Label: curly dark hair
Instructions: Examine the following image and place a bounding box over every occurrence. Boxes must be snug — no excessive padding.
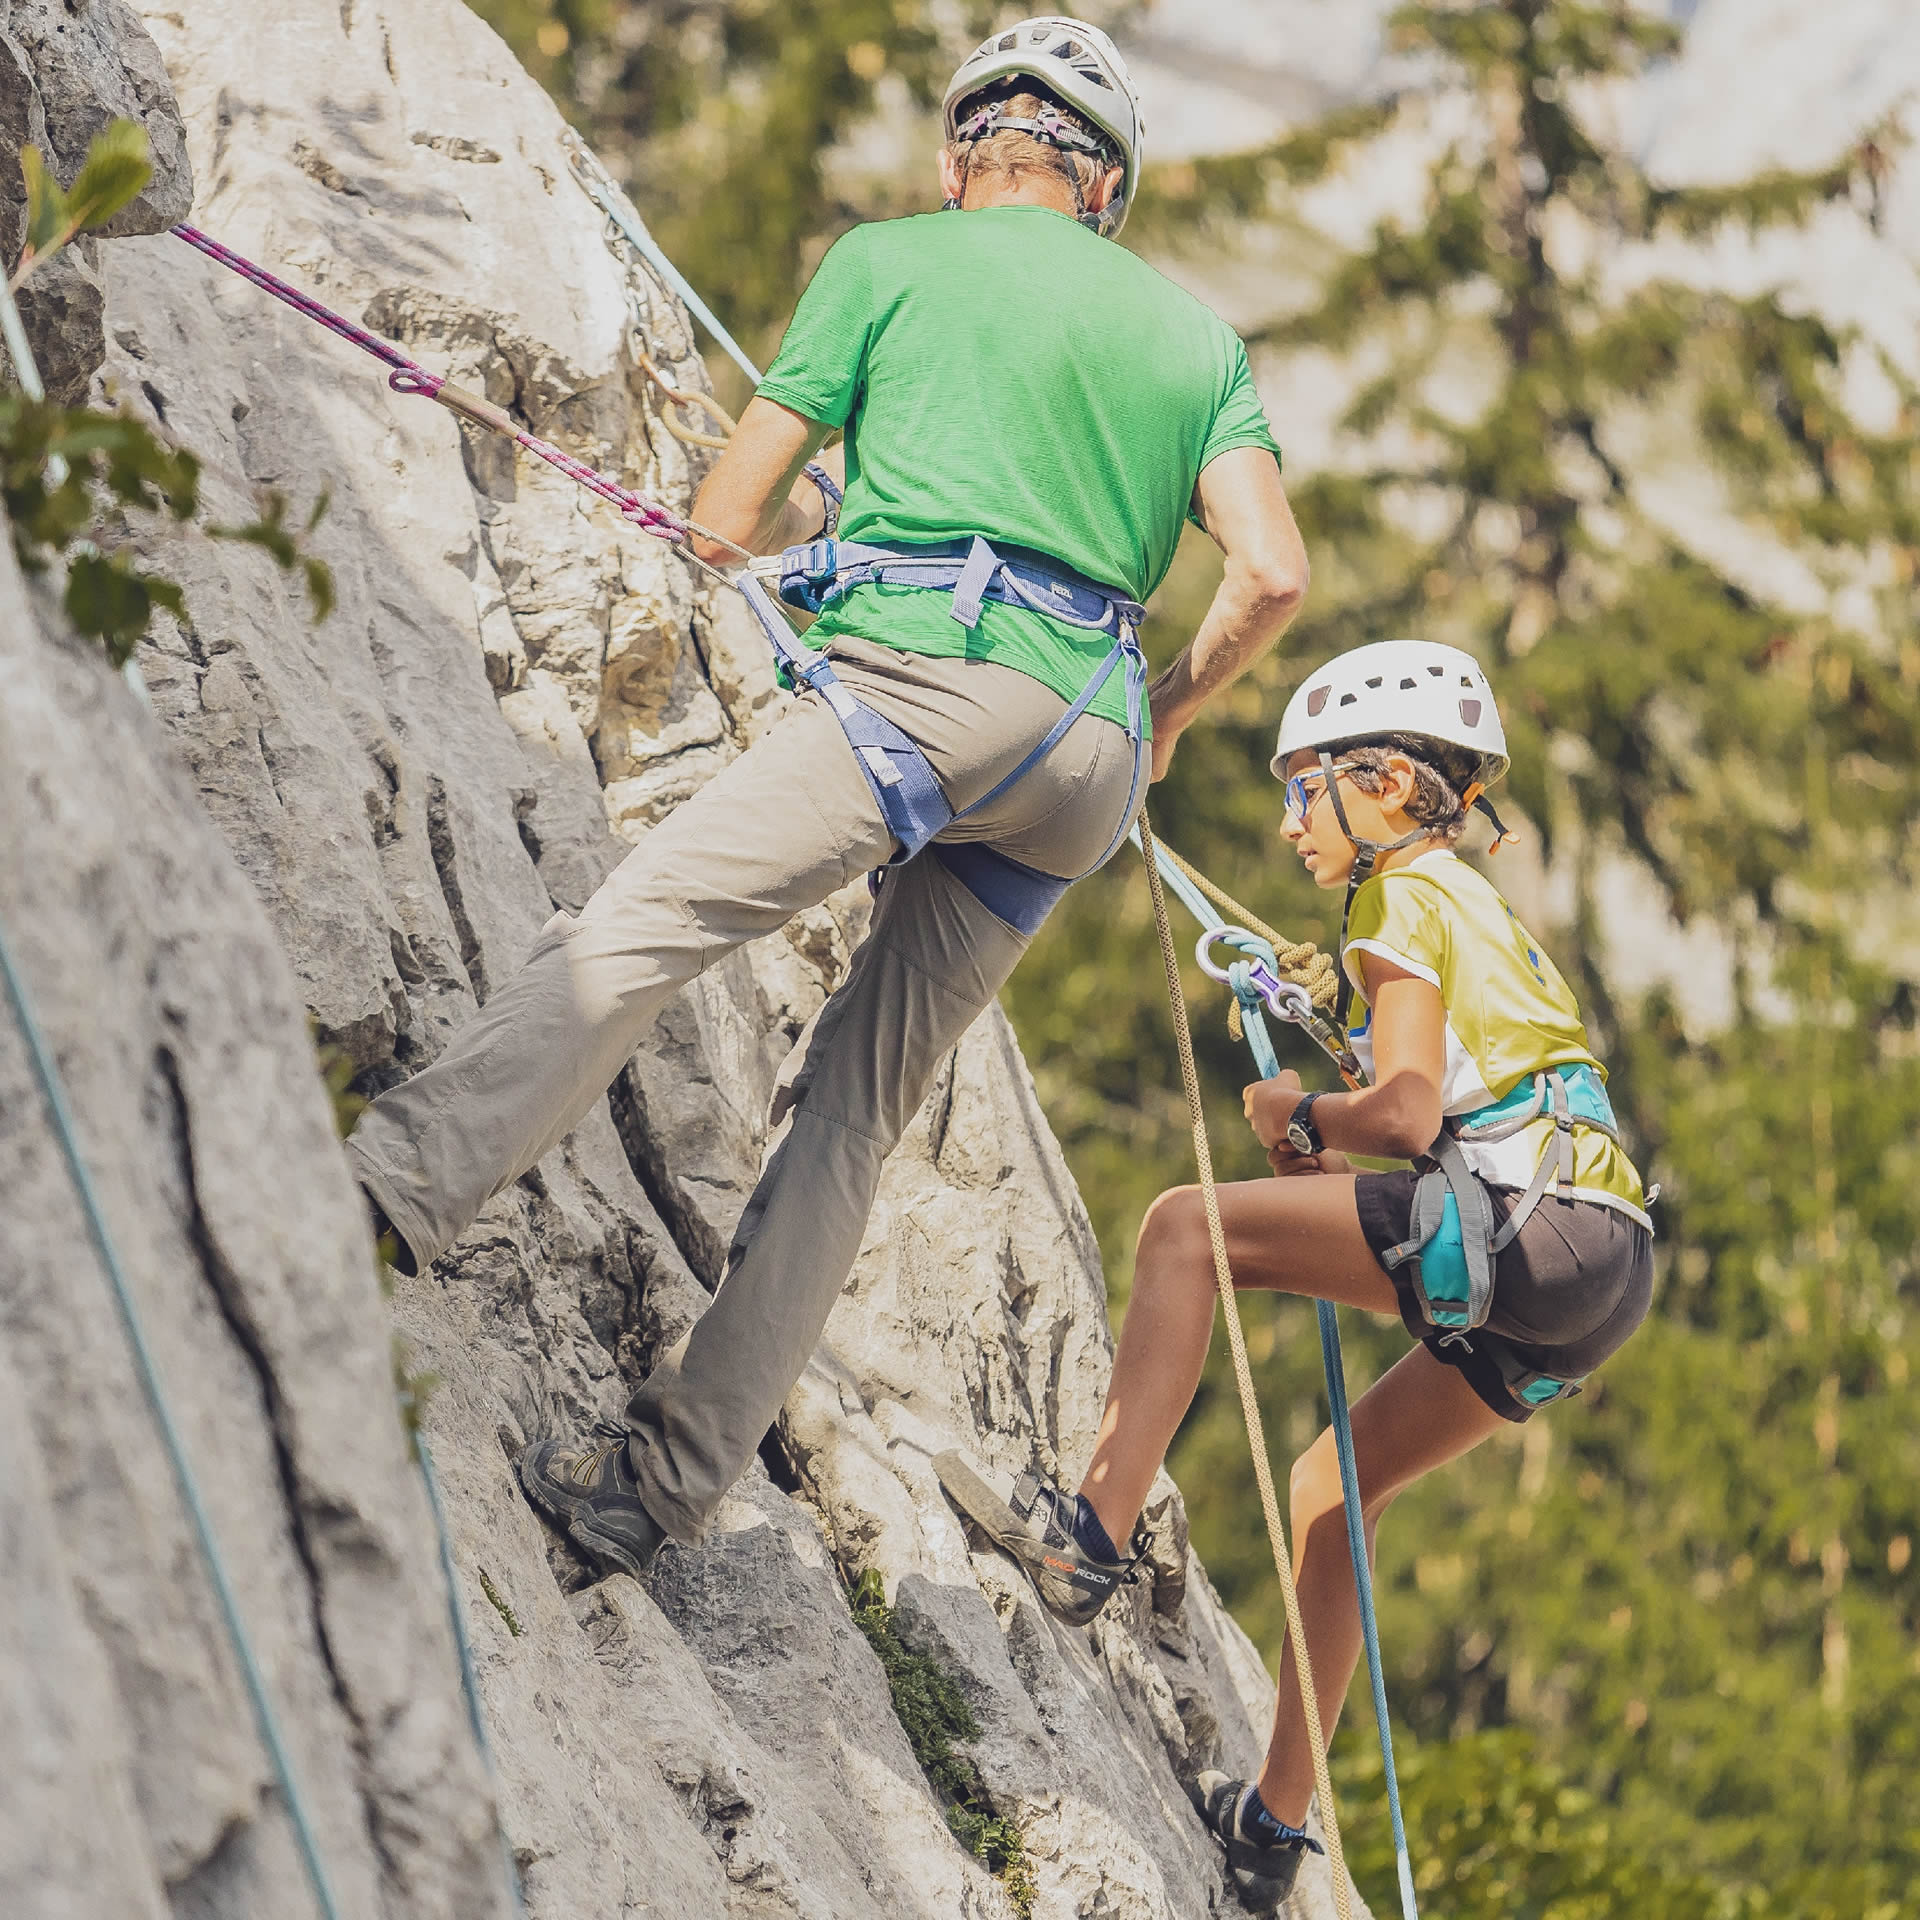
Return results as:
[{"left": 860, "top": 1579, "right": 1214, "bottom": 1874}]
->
[{"left": 1322, "top": 734, "right": 1481, "bottom": 844}]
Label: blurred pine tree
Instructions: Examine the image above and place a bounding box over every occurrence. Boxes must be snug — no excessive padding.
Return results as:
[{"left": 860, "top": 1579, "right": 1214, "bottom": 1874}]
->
[{"left": 1010, "top": 3, "right": 1920, "bottom": 1908}]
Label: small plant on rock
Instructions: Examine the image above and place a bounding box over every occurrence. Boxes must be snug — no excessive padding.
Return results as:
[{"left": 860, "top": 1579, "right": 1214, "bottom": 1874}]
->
[
  {"left": 1, "top": 119, "right": 333, "bottom": 663},
  {"left": 848, "top": 1568, "right": 1037, "bottom": 1919}
]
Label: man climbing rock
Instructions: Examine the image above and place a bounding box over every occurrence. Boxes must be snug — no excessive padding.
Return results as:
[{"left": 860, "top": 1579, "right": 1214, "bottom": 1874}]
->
[{"left": 346, "top": 15, "right": 1308, "bottom": 1576}]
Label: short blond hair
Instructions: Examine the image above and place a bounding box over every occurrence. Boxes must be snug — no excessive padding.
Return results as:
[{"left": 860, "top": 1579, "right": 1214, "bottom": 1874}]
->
[{"left": 949, "top": 82, "right": 1117, "bottom": 206}]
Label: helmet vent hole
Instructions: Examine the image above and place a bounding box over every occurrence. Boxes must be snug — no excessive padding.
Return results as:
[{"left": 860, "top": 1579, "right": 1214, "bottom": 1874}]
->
[
  {"left": 1365, "top": 675, "right": 1383, "bottom": 689},
  {"left": 1460, "top": 674, "right": 1473, "bottom": 687},
  {"left": 998, "top": 32, "right": 1018, "bottom": 50},
  {"left": 1060, "top": 37, "right": 1084, "bottom": 58},
  {"left": 1460, "top": 698, "right": 1482, "bottom": 726},
  {"left": 1338, "top": 692, "right": 1357, "bottom": 707},
  {"left": 1428, "top": 664, "right": 1444, "bottom": 676},
  {"left": 1399, "top": 676, "right": 1417, "bottom": 689},
  {"left": 1306, "top": 685, "right": 1330, "bottom": 716}
]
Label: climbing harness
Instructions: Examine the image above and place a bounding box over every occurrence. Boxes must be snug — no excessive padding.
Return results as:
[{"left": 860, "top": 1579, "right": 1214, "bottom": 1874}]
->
[
  {"left": 764, "top": 531, "right": 1149, "bottom": 917},
  {"left": 1139, "top": 823, "right": 1419, "bottom": 1920},
  {"left": 171, "top": 222, "right": 1140, "bottom": 934}
]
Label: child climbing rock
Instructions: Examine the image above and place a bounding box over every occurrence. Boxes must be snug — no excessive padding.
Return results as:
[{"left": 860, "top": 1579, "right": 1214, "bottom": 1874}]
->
[{"left": 939, "top": 640, "right": 1653, "bottom": 1911}]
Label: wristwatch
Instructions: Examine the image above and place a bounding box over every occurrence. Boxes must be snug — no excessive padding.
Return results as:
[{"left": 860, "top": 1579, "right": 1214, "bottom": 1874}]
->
[{"left": 1286, "top": 1091, "right": 1325, "bottom": 1156}]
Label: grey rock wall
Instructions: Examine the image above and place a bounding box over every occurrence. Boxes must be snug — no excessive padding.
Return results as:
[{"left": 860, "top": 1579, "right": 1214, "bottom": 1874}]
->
[
  {"left": 0, "top": 0, "right": 192, "bottom": 398},
  {"left": 1, "top": 2, "right": 1363, "bottom": 1917}
]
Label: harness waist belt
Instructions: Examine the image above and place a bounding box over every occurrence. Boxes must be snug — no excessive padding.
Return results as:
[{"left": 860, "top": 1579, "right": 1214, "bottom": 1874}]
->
[
  {"left": 735, "top": 536, "right": 1149, "bottom": 920},
  {"left": 778, "top": 533, "right": 1147, "bottom": 638}
]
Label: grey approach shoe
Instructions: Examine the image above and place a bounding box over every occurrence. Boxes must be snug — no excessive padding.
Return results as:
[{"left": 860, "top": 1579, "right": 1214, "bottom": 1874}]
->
[
  {"left": 518, "top": 1421, "right": 667, "bottom": 1579},
  {"left": 1189, "top": 1772, "right": 1323, "bottom": 1913},
  {"left": 933, "top": 1448, "right": 1137, "bottom": 1627}
]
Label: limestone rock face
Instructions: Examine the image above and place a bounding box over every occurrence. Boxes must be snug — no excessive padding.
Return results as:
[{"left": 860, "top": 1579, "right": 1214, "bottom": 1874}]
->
[
  {"left": 2, "top": 4, "right": 1361, "bottom": 1920},
  {"left": 0, "top": 0, "right": 193, "bottom": 398}
]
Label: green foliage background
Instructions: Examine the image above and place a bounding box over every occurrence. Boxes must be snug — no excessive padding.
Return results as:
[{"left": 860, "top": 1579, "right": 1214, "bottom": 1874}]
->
[{"left": 471, "top": 1, "right": 1920, "bottom": 1908}]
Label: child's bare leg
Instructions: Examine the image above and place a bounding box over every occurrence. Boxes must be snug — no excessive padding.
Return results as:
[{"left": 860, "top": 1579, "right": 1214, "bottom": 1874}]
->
[
  {"left": 1078, "top": 1173, "right": 1398, "bottom": 1549},
  {"left": 1258, "top": 1345, "right": 1507, "bottom": 1824}
]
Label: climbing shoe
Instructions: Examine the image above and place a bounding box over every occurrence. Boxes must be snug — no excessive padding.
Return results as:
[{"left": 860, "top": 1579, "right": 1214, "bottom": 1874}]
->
[
  {"left": 1189, "top": 1772, "right": 1323, "bottom": 1913},
  {"left": 518, "top": 1421, "right": 667, "bottom": 1579},
  {"left": 933, "top": 1448, "right": 1141, "bottom": 1627}
]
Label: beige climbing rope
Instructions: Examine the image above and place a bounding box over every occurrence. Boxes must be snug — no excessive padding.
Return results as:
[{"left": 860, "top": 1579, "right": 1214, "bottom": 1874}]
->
[
  {"left": 636, "top": 346, "right": 736, "bottom": 450},
  {"left": 1138, "top": 803, "right": 1355, "bottom": 1920},
  {"left": 1153, "top": 836, "right": 1339, "bottom": 1011}
]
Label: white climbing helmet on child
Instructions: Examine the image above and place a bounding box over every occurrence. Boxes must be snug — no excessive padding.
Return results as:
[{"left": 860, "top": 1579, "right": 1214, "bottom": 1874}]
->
[
  {"left": 1274, "top": 640, "right": 1516, "bottom": 1032},
  {"left": 1272, "top": 639, "right": 1510, "bottom": 786},
  {"left": 942, "top": 16, "right": 1145, "bottom": 237}
]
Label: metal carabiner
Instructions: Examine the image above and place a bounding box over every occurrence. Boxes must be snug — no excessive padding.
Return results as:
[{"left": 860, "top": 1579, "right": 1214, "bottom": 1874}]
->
[{"left": 1194, "top": 927, "right": 1315, "bottom": 1025}]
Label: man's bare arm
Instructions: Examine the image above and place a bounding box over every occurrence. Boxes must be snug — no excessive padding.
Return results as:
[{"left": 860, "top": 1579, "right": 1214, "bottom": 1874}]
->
[
  {"left": 688, "top": 397, "right": 833, "bottom": 565},
  {"left": 1148, "top": 447, "right": 1309, "bottom": 780}
]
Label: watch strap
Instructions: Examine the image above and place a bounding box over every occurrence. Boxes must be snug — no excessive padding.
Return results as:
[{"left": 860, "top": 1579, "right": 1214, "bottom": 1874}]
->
[{"left": 1289, "top": 1091, "right": 1325, "bottom": 1155}]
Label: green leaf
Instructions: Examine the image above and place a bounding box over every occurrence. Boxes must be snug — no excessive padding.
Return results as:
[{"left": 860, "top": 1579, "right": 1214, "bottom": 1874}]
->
[
  {"left": 62, "top": 119, "right": 152, "bottom": 236},
  {"left": 19, "top": 145, "right": 67, "bottom": 264},
  {"left": 63, "top": 548, "right": 173, "bottom": 665},
  {"left": 302, "top": 554, "right": 335, "bottom": 623}
]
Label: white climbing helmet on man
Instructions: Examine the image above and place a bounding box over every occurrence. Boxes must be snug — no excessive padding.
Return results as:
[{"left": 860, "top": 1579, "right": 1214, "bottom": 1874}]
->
[{"left": 942, "top": 15, "right": 1145, "bottom": 236}]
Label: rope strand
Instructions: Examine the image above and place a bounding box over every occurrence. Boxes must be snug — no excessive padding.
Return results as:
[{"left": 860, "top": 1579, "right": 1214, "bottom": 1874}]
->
[{"left": 1137, "top": 806, "right": 1354, "bottom": 1919}]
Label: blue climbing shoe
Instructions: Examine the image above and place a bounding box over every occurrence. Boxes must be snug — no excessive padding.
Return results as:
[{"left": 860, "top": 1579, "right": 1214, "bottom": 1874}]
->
[
  {"left": 1190, "top": 1771, "right": 1323, "bottom": 1913},
  {"left": 933, "top": 1448, "right": 1138, "bottom": 1627},
  {"left": 518, "top": 1421, "right": 666, "bottom": 1579}
]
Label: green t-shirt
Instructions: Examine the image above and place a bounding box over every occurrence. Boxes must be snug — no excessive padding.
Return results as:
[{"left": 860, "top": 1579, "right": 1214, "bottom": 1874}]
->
[
  {"left": 1343, "top": 851, "right": 1649, "bottom": 1222},
  {"left": 755, "top": 206, "right": 1281, "bottom": 730}
]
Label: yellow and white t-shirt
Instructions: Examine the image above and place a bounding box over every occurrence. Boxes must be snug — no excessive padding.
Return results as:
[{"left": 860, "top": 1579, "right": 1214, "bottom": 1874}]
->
[{"left": 1342, "top": 850, "right": 1649, "bottom": 1223}]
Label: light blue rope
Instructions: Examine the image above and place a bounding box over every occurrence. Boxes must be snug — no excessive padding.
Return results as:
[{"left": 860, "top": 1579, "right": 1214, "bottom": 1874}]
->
[
  {"left": 576, "top": 170, "right": 764, "bottom": 387},
  {"left": 1126, "top": 822, "right": 1227, "bottom": 933},
  {"left": 1228, "top": 978, "right": 1419, "bottom": 1920},
  {"left": 1134, "top": 830, "right": 1420, "bottom": 1916},
  {"left": 0, "top": 914, "right": 345, "bottom": 1920},
  {"left": 415, "top": 1438, "right": 528, "bottom": 1917}
]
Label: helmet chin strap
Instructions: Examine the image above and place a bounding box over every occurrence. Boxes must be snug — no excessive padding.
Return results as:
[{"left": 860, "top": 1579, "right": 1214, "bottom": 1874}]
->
[{"left": 1319, "top": 749, "right": 1435, "bottom": 1032}]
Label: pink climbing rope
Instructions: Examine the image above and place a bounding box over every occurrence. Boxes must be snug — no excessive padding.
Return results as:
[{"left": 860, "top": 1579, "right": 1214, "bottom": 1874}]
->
[{"left": 171, "top": 224, "right": 690, "bottom": 544}]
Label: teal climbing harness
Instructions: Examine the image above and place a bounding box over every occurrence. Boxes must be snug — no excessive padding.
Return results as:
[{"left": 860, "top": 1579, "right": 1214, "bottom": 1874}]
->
[
  {"left": 1377, "top": 1061, "right": 1623, "bottom": 1386},
  {"left": 1139, "top": 831, "right": 1422, "bottom": 1920}
]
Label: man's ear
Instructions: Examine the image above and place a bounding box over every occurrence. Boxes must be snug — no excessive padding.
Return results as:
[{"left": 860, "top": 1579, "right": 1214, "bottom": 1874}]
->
[
  {"left": 1087, "top": 163, "right": 1125, "bottom": 212},
  {"left": 938, "top": 146, "right": 965, "bottom": 204}
]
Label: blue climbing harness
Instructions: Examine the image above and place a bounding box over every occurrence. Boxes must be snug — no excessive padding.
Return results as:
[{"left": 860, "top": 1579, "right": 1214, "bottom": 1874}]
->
[
  {"left": 1378, "top": 1061, "right": 1626, "bottom": 1407},
  {"left": 735, "top": 524, "right": 1150, "bottom": 937}
]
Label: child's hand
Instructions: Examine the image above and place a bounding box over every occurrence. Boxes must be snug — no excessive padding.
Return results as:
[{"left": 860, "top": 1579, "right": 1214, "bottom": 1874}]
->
[
  {"left": 1267, "top": 1144, "right": 1352, "bottom": 1178},
  {"left": 1243, "top": 1071, "right": 1303, "bottom": 1149}
]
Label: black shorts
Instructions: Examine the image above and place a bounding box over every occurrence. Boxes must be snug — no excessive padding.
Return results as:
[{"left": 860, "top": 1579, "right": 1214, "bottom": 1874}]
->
[{"left": 1354, "top": 1171, "right": 1653, "bottom": 1422}]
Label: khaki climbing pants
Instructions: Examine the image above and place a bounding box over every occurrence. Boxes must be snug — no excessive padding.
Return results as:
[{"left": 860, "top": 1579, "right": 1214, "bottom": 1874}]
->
[{"left": 347, "top": 633, "right": 1142, "bottom": 1543}]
